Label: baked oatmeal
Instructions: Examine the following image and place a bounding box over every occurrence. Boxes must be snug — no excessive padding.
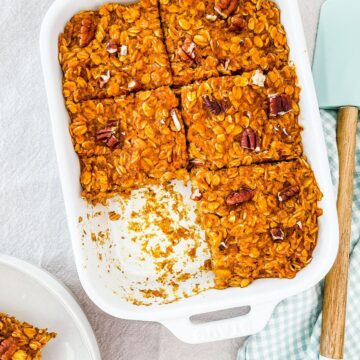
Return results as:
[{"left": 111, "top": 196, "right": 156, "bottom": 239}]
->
[
  {"left": 69, "top": 87, "right": 188, "bottom": 203},
  {"left": 0, "top": 313, "right": 56, "bottom": 360},
  {"left": 190, "top": 158, "right": 322, "bottom": 289},
  {"left": 159, "top": 0, "right": 289, "bottom": 85},
  {"left": 181, "top": 66, "right": 302, "bottom": 169},
  {"left": 59, "top": 0, "right": 173, "bottom": 103}
]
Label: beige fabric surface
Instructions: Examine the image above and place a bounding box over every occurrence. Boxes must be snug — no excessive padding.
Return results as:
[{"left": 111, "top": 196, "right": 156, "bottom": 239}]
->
[{"left": 0, "top": 0, "right": 324, "bottom": 359}]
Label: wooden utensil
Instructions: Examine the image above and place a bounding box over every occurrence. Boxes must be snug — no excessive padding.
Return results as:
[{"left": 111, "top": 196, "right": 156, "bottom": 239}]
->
[{"left": 313, "top": 0, "right": 360, "bottom": 358}]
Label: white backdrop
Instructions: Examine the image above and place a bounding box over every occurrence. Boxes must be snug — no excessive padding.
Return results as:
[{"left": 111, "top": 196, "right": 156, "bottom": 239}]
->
[{"left": 0, "top": 1, "right": 325, "bottom": 359}]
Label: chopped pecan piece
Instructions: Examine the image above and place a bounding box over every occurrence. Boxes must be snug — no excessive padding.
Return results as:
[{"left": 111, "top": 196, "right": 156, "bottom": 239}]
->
[
  {"left": 268, "top": 93, "right": 292, "bottom": 117},
  {"left": 99, "top": 70, "right": 111, "bottom": 88},
  {"left": 226, "top": 188, "right": 255, "bottom": 206},
  {"left": 191, "top": 188, "right": 203, "bottom": 201},
  {"left": 235, "top": 127, "right": 261, "bottom": 152},
  {"left": 202, "top": 95, "right": 223, "bottom": 115},
  {"left": 178, "top": 36, "right": 198, "bottom": 62},
  {"left": 170, "top": 109, "right": 182, "bottom": 131},
  {"left": 270, "top": 227, "right": 285, "bottom": 241},
  {"left": 79, "top": 14, "right": 95, "bottom": 47},
  {"left": 128, "top": 79, "right": 142, "bottom": 92},
  {"left": 96, "top": 120, "right": 121, "bottom": 148},
  {"left": 106, "top": 39, "right": 118, "bottom": 54},
  {"left": 214, "top": 0, "right": 239, "bottom": 19},
  {"left": 277, "top": 185, "right": 300, "bottom": 202},
  {"left": 0, "top": 337, "right": 18, "bottom": 360},
  {"left": 229, "top": 15, "right": 247, "bottom": 32}
]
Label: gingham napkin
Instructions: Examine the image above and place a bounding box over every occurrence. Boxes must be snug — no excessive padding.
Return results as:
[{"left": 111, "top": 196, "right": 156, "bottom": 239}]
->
[{"left": 237, "top": 110, "right": 360, "bottom": 360}]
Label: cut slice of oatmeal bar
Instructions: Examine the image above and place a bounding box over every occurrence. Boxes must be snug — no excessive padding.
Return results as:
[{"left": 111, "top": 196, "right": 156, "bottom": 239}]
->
[
  {"left": 68, "top": 87, "right": 188, "bottom": 203},
  {"left": 181, "top": 66, "right": 303, "bottom": 169},
  {"left": 159, "top": 0, "right": 289, "bottom": 85},
  {"left": 59, "top": 0, "right": 173, "bottom": 103},
  {"left": 190, "top": 158, "right": 322, "bottom": 289},
  {"left": 0, "top": 313, "right": 56, "bottom": 360}
]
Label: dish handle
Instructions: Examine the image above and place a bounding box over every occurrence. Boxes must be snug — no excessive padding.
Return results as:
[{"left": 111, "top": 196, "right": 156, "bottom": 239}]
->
[{"left": 160, "top": 301, "right": 279, "bottom": 344}]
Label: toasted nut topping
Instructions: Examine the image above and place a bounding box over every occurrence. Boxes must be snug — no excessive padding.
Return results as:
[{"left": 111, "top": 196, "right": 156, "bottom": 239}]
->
[
  {"left": 99, "top": 70, "right": 110, "bottom": 88},
  {"left": 202, "top": 95, "right": 223, "bottom": 115},
  {"left": 219, "top": 58, "right": 231, "bottom": 70},
  {"left": 214, "top": 0, "right": 239, "bottom": 19},
  {"left": 251, "top": 70, "right": 266, "bottom": 87},
  {"left": 229, "top": 15, "right": 247, "bottom": 32},
  {"left": 120, "top": 45, "right": 128, "bottom": 56},
  {"left": 206, "top": 14, "right": 218, "bottom": 22},
  {"left": 170, "top": 109, "right": 182, "bottom": 131},
  {"left": 79, "top": 14, "right": 95, "bottom": 47},
  {"left": 128, "top": 79, "right": 142, "bottom": 92},
  {"left": 0, "top": 337, "right": 18, "bottom": 360},
  {"left": 277, "top": 185, "right": 300, "bottom": 202},
  {"left": 96, "top": 120, "right": 121, "bottom": 148},
  {"left": 226, "top": 188, "right": 255, "bottom": 206},
  {"left": 235, "top": 127, "right": 261, "bottom": 152},
  {"left": 268, "top": 93, "right": 292, "bottom": 117},
  {"left": 178, "top": 36, "right": 198, "bottom": 62},
  {"left": 106, "top": 39, "right": 118, "bottom": 54},
  {"left": 270, "top": 227, "right": 285, "bottom": 241},
  {"left": 191, "top": 188, "right": 203, "bottom": 201}
]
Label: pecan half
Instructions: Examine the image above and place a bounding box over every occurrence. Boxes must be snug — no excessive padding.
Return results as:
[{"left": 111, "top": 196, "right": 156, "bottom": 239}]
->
[
  {"left": 235, "top": 127, "right": 261, "bottom": 152},
  {"left": 202, "top": 95, "right": 223, "bottom": 115},
  {"left": 268, "top": 93, "right": 292, "bottom": 117},
  {"left": 214, "top": 0, "right": 239, "bottom": 19},
  {"left": 270, "top": 227, "right": 285, "bottom": 241},
  {"left": 178, "top": 36, "right": 198, "bottom": 62},
  {"left": 277, "top": 185, "right": 300, "bottom": 202},
  {"left": 0, "top": 337, "right": 18, "bottom": 360},
  {"left": 79, "top": 14, "right": 95, "bottom": 47},
  {"left": 229, "top": 15, "right": 247, "bottom": 32},
  {"left": 226, "top": 188, "right": 255, "bottom": 206},
  {"left": 96, "top": 120, "right": 121, "bottom": 148}
]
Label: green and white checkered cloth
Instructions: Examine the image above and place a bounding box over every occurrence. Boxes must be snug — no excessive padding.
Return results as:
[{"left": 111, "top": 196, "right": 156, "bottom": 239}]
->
[{"left": 237, "top": 110, "right": 360, "bottom": 360}]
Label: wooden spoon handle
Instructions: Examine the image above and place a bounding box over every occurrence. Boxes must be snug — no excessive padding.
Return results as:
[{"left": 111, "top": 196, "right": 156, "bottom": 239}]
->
[{"left": 320, "top": 106, "right": 358, "bottom": 359}]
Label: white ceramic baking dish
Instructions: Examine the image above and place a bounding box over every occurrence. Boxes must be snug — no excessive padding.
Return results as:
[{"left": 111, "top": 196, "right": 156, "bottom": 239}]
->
[{"left": 40, "top": 0, "right": 339, "bottom": 344}]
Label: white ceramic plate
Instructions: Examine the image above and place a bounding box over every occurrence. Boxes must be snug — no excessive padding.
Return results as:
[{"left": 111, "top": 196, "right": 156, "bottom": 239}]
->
[{"left": 0, "top": 255, "right": 101, "bottom": 360}]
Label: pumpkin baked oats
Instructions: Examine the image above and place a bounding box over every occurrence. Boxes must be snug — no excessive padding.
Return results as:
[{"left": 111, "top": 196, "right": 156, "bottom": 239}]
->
[
  {"left": 59, "top": 0, "right": 172, "bottom": 103},
  {"left": 190, "top": 158, "right": 322, "bottom": 289},
  {"left": 71, "top": 87, "right": 188, "bottom": 203},
  {"left": 181, "top": 66, "right": 302, "bottom": 169},
  {"left": 159, "top": 0, "right": 289, "bottom": 85},
  {"left": 0, "top": 313, "right": 56, "bottom": 360}
]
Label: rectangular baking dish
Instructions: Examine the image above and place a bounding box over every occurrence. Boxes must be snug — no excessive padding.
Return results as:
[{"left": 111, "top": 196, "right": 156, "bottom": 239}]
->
[{"left": 40, "top": 0, "right": 339, "bottom": 344}]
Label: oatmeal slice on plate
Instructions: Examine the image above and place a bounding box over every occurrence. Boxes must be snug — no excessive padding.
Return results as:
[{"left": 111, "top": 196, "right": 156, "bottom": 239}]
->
[
  {"left": 159, "top": 0, "right": 289, "bottom": 86},
  {"left": 69, "top": 87, "right": 188, "bottom": 204},
  {"left": 190, "top": 159, "right": 323, "bottom": 289},
  {"left": 59, "top": 0, "right": 172, "bottom": 103},
  {"left": 181, "top": 65, "right": 303, "bottom": 169},
  {"left": 0, "top": 313, "right": 56, "bottom": 360}
]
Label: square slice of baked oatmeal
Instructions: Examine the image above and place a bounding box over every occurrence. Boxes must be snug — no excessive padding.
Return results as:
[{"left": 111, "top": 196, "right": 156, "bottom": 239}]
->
[
  {"left": 190, "top": 158, "right": 322, "bottom": 289},
  {"left": 59, "top": 0, "right": 173, "bottom": 103}
]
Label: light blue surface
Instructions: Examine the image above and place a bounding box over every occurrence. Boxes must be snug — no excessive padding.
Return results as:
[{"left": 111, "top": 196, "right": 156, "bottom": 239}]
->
[
  {"left": 313, "top": 0, "right": 360, "bottom": 109},
  {"left": 237, "top": 110, "right": 360, "bottom": 360}
]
